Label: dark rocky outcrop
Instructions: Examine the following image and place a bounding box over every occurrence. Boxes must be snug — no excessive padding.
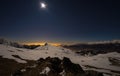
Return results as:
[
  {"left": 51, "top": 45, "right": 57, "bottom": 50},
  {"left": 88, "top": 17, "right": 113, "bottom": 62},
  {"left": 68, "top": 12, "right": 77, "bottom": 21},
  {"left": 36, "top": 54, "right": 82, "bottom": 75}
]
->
[
  {"left": 62, "top": 57, "right": 84, "bottom": 74},
  {"left": 85, "top": 70, "right": 103, "bottom": 76},
  {"left": 12, "top": 57, "right": 103, "bottom": 76},
  {"left": 108, "top": 57, "right": 120, "bottom": 66}
]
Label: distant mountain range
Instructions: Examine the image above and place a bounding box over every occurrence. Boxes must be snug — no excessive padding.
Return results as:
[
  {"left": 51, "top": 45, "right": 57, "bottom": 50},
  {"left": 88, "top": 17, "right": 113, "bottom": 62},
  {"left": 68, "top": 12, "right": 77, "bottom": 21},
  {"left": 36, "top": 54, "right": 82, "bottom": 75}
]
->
[
  {"left": 62, "top": 40, "right": 120, "bottom": 55},
  {"left": 1, "top": 38, "right": 120, "bottom": 55}
]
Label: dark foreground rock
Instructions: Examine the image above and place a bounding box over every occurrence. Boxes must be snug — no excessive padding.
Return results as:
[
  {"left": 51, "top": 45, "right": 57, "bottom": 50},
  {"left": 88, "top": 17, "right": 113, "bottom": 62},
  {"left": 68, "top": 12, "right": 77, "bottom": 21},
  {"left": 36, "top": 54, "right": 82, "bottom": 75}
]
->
[
  {"left": 12, "top": 57, "right": 103, "bottom": 76},
  {"left": 108, "top": 57, "right": 120, "bottom": 66}
]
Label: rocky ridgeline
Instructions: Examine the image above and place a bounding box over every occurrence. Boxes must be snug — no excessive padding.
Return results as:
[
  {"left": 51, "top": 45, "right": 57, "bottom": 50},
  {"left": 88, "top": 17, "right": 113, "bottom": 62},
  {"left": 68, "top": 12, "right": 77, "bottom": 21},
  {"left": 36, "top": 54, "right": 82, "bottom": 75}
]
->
[{"left": 12, "top": 57, "right": 103, "bottom": 76}]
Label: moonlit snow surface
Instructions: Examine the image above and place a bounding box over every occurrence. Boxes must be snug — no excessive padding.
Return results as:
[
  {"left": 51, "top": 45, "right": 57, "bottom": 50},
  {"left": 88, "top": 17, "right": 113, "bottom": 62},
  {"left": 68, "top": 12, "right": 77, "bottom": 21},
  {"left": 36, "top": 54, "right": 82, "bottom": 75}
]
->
[{"left": 0, "top": 44, "right": 120, "bottom": 75}]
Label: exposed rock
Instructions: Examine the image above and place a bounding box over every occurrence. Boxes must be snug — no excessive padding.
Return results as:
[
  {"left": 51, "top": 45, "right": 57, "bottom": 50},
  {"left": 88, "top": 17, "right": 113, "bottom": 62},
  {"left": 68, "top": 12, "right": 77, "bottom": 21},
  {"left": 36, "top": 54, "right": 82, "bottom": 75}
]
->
[
  {"left": 12, "top": 57, "right": 103, "bottom": 76},
  {"left": 62, "top": 57, "right": 84, "bottom": 75},
  {"left": 85, "top": 70, "right": 103, "bottom": 76},
  {"left": 108, "top": 57, "right": 120, "bottom": 66},
  {"left": 44, "top": 43, "right": 48, "bottom": 46}
]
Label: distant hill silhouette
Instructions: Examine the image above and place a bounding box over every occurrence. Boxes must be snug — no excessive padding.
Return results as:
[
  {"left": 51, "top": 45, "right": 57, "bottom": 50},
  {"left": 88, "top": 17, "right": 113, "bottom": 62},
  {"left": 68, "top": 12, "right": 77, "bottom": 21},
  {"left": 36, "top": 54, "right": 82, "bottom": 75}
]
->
[{"left": 63, "top": 42, "right": 120, "bottom": 55}]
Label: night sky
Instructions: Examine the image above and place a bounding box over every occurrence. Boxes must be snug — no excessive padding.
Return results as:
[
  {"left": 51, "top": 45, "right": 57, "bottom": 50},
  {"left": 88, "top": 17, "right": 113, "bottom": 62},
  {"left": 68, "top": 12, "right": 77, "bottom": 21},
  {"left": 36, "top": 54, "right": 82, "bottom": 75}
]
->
[{"left": 0, "top": 0, "right": 119, "bottom": 43}]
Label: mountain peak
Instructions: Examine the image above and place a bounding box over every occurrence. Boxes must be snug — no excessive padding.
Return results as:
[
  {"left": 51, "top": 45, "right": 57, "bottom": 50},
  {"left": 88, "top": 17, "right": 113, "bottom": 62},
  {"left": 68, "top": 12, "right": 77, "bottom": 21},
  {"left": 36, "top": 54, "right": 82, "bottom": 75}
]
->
[
  {"left": 44, "top": 43, "right": 48, "bottom": 46},
  {"left": 35, "top": 42, "right": 58, "bottom": 50}
]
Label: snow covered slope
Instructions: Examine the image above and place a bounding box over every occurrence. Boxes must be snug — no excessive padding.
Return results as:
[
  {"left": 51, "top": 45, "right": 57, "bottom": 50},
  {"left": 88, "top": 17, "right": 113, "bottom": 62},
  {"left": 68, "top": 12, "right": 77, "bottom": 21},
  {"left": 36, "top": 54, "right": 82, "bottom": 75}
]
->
[
  {"left": 71, "top": 52, "right": 120, "bottom": 75},
  {"left": 0, "top": 44, "right": 120, "bottom": 75},
  {"left": 0, "top": 44, "right": 75, "bottom": 63}
]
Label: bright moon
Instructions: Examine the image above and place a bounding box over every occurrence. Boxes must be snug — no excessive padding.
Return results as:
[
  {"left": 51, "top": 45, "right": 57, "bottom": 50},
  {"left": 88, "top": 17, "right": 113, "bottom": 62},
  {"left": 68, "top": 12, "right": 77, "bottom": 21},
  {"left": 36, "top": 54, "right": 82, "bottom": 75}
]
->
[{"left": 40, "top": 2, "right": 46, "bottom": 9}]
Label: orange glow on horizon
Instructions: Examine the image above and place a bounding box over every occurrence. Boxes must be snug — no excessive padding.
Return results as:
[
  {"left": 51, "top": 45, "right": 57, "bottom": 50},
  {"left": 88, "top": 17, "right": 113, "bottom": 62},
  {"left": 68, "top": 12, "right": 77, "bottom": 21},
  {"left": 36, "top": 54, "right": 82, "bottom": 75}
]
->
[{"left": 24, "top": 42, "right": 61, "bottom": 46}]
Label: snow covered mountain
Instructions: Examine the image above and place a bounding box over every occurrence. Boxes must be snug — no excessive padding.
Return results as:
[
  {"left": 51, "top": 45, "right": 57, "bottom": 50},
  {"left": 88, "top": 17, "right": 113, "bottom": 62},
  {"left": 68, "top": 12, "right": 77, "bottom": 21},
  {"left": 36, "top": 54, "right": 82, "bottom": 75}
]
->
[
  {"left": 0, "top": 43, "right": 74, "bottom": 63},
  {"left": 0, "top": 43, "right": 120, "bottom": 76}
]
